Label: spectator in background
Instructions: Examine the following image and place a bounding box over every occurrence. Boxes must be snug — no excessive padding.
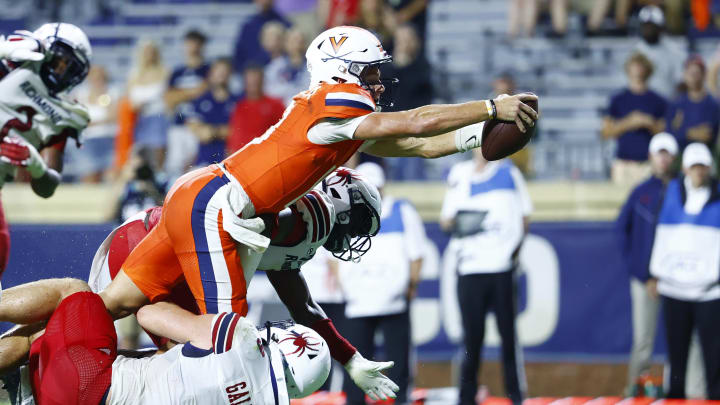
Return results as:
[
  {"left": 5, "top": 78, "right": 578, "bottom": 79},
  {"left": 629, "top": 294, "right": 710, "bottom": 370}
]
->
[
  {"left": 441, "top": 150, "right": 531, "bottom": 405},
  {"left": 273, "top": 0, "right": 319, "bottom": 39},
  {"left": 113, "top": 147, "right": 168, "bottom": 223},
  {"left": 65, "top": 65, "right": 118, "bottom": 183},
  {"left": 666, "top": 56, "right": 720, "bottom": 151},
  {"left": 265, "top": 28, "right": 311, "bottom": 105},
  {"left": 127, "top": 40, "right": 169, "bottom": 171},
  {"left": 650, "top": 143, "right": 720, "bottom": 400},
  {"left": 186, "top": 58, "right": 238, "bottom": 167},
  {"left": 386, "top": 0, "right": 428, "bottom": 40},
  {"left": 357, "top": 0, "right": 396, "bottom": 46},
  {"left": 635, "top": 5, "right": 686, "bottom": 99},
  {"left": 616, "top": 133, "right": 678, "bottom": 396},
  {"left": 509, "top": 0, "right": 615, "bottom": 38},
  {"left": 384, "top": 24, "right": 432, "bottom": 180},
  {"left": 602, "top": 52, "right": 666, "bottom": 185},
  {"left": 227, "top": 66, "right": 286, "bottom": 153},
  {"left": 232, "top": 0, "right": 290, "bottom": 72},
  {"left": 707, "top": 44, "right": 720, "bottom": 98},
  {"left": 164, "top": 29, "right": 210, "bottom": 179},
  {"left": 339, "top": 162, "right": 424, "bottom": 405},
  {"left": 318, "top": 0, "right": 361, "bottom": 29},
  {"left": 260, "top": 21, "right": 287, "bottom": 66},
  {"left": 300, "top": 248, "right": 345, "bottom": 392}
]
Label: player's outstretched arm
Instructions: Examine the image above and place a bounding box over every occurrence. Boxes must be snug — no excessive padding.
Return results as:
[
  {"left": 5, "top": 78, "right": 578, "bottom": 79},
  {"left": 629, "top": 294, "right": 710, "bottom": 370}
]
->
[
  {"left": 354, "top": 93, "right": 538, "bottom": 141},
  {"left": 135, "top": 301, "right": 215, "bottom": 349},
  {"left": 363, "top": 131, "right": 461, "bottom": 159},
  {"left": 0, "top": 278, "right": 90, "bottom": 325}
]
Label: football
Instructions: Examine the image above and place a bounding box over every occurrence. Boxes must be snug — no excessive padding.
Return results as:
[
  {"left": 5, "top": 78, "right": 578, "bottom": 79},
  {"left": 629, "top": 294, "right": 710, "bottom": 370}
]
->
[{"left": 481, "top": 96, "right": 539, "bottom": 161}]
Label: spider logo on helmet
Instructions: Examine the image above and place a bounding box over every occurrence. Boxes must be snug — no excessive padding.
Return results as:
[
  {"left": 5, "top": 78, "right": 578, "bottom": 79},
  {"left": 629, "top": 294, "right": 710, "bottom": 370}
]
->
[{"left": 318, "top": 167, "right": 382, "bottom": 262}]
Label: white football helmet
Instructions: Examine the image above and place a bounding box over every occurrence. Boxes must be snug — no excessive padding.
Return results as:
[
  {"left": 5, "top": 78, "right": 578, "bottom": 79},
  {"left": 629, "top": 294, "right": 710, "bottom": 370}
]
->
[
  {"left": 262, "top": 321, "right": 331, "bottom": 398},
  {"left": 306, "top": 26, "right": 393, "bottom": 99},
  {"left": 318, "top": 167, "right": 382, "bottom": 261},
  {"left": 32, "top": 23, "right": 91, "bottom": 94}
]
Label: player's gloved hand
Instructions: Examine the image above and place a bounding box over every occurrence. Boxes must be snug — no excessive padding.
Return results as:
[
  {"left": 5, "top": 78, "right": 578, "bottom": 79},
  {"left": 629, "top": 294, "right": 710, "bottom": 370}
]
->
[
  {"left": 344, "top": 352, "right": 400, "bottom": 401},
  {"left": 0, "top": 34, "right": 44, "bottom": 63},
  {"left": 0, "top": 136, "right": 47, "bottom": 178},
  {"left": 493, "top": 93, "right": 538, "bottom": 133}
]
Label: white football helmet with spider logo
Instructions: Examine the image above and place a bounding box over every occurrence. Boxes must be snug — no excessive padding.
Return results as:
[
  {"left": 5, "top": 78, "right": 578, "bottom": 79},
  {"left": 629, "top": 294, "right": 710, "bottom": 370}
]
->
[
  {"left": 261, "top": 321, "right": 331, "bottom": 398},
  {"left": 317, "top": 167, "right": 382, "bottom": 262}
]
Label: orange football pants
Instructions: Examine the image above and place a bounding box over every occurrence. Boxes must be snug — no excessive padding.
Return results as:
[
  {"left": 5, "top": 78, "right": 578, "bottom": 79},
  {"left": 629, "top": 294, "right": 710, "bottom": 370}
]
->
[{"left": 122, "top": 165, "right": 249, "bottom": 315}]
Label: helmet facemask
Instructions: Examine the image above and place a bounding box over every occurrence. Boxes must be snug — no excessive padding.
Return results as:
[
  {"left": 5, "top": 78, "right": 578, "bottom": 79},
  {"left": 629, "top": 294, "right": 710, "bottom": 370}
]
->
[
  {"left": 348, "top": 61, "right": 398, "bottom": 109},
  {"left": 322, "top": 185, "right": 380, "bottom": 262},
  {"left": 40, "top": 40, "right": 89, "bottom": 95}
]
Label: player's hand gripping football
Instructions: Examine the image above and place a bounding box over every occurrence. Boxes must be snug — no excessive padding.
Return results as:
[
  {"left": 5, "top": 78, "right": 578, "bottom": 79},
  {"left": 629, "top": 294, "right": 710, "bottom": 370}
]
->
[
  {"left": 493, "top": 93, "right": 539, "bottom": 133},
  {"left": 0, "top": 32, "right": 45, "bottom": 63},
  {"left": 344, "top": 352, "right": 400, "bottom": 400},
  {"left": 0, "top": 136, "right": 48, "bottom": 178}
]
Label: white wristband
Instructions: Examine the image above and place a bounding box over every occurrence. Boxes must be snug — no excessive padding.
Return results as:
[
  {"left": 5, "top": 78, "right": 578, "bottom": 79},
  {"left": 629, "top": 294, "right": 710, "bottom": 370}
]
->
[{"left": 454, "top": 122, "right": 484, "bottom": 153}]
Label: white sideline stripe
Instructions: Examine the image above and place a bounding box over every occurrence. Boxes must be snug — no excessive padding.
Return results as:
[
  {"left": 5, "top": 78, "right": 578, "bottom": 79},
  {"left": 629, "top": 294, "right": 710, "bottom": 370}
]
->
[{"left": 325, "top": 92, "right": 375, "bottom": 108}]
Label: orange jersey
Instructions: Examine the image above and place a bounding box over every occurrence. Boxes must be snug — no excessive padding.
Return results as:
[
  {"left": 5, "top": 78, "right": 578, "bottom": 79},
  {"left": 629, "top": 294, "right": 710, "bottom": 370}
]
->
[{"left": 223, "top": 82, "right": 375, "bottom": 214}]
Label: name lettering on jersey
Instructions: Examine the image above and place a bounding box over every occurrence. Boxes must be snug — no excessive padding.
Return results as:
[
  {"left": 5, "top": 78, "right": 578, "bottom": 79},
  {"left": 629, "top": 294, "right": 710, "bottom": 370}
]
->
[
  {"left": 280, "top": 253, "right": 314, "bottom": 270},
  {"left": 225, "top": 381, "right": 251, "bottom": 404},
  {"left": 19, "top": 81, "right": 62, "bottom": 124},
  {"left": 329, "top": 35, "right": 348, "bottom": 54}
]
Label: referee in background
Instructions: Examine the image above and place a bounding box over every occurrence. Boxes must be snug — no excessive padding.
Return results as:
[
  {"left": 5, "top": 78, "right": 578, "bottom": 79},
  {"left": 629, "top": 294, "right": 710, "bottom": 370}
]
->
[
  {"left": 650, "top": 143, "right": 720, "bottom": 399},
  {"left": 616, "top": 133, "right": 677, "bottom": 395},
  {"left": 338, "top": 162, "right": 426, "bottom": 405},
  {"left": 441, "top": 150, "right": 531, "bottom": 405}
]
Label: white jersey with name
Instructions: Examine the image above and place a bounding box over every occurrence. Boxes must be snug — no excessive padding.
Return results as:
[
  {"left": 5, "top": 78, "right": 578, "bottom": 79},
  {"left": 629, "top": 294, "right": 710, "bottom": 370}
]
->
[
  {"left": 0, "top": 64, "right": 89, "bottom": 187},
  {"left": 109, "top": 313, "right": 290, "bottom": 405}
]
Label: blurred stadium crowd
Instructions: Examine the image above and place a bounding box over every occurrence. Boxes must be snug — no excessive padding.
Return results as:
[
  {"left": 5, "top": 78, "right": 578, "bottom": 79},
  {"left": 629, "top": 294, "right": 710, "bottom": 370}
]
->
[
  {"left": 2, "top": 0, "right": 718, "bottom": 189},
  {"left": 8, "top": 0, "right": 720, "bottom": 403},
  {"left": 3, "top": 1, "right": 720, "bottom": 197}
]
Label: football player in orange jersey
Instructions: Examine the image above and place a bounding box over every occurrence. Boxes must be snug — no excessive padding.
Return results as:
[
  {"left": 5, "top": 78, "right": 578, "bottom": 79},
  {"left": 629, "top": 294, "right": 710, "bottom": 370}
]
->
[{"left": 91, "top": 25, "right": 538, "bottom": 399}]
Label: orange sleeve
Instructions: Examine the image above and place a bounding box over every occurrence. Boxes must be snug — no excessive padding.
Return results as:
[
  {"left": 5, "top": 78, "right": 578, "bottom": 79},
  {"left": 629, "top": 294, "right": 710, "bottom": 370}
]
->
[{"left": 313, "top": 83, "right": 377, "bottom": 120}]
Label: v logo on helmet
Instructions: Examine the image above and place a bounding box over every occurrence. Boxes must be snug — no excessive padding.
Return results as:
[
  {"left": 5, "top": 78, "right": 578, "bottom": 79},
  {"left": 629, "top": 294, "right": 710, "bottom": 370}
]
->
[{"left": 329, "top": 35, "right": 348, "bottom": 54}]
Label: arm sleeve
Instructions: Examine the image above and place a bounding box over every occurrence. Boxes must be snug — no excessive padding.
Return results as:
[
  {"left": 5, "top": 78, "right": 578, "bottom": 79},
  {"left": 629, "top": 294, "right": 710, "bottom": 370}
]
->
[
  {"left": 401, "top": 202, "right": 427, "bottom": 261},
  {"left": 307, "top": 116, "right": 371, "bottom": 145},
  {"left": 510, "top": 166, "right": 533, "bottom": 215}
]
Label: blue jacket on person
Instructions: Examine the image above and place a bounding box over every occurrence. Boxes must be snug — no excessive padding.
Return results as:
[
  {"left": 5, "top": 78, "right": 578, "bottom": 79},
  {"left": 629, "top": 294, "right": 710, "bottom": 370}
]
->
[{"left": 616, "top": 175, "right": 668, "bottom": 282}]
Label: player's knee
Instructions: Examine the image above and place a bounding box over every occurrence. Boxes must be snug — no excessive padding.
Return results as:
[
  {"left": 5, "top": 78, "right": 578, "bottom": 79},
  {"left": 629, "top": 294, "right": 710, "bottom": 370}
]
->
[
  {"left": 58, "top": 278, "right": 91, "bottom": 299},
  {"left": 98, "top": 276, "right": 147, "bottom": 319}
]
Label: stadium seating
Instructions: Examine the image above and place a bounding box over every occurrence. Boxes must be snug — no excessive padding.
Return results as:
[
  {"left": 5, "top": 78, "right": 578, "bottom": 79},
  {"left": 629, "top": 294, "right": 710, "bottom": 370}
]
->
[{"left": 2, "top": 0, "right": 717, "bottom": 180}]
